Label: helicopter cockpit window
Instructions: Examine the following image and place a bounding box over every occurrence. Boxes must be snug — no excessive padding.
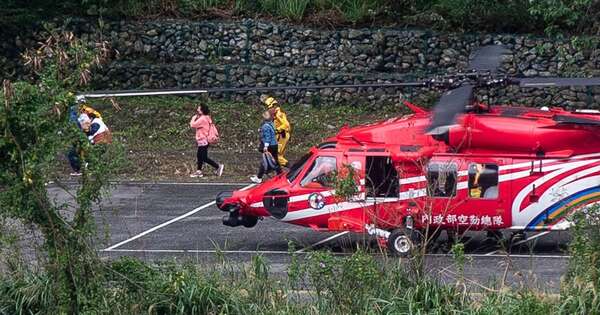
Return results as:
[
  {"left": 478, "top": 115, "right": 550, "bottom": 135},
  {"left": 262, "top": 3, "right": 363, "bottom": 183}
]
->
[
  {"left": 300, "top": 156, "right": 337, "bottom": 188},
  {"left": 468, "top": 163, "right": 499, "bottom": 199},
  {"left": 286, "top": 153, "right": 312, "bottom": 182},
  {"left": 426, "top": 162, "right": 457, "bottom": 197}
]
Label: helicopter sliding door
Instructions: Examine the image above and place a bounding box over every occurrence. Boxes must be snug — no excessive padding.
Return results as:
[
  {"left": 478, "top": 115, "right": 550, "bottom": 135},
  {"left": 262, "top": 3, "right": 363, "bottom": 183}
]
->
[
  {"left": 365, "top": 156, "right": 400, "bottom": 198},
  {"left": 365, "top": 155, "right": 402, "bottom": 228}
]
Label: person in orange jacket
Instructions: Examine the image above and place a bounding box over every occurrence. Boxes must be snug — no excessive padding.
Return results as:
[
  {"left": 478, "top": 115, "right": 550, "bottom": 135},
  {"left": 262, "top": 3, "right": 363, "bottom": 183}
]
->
[{"left": 260, "top": 95, "right": 291, "bottom": 167}]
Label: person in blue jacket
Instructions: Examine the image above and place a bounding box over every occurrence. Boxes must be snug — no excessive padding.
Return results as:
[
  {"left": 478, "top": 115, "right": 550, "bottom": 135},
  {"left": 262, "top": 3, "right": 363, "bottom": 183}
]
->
[
  {"left": 67, "top": 105, "right": 84, "bottom": 176},
  {"left": 250, "top": 111, "right": 282, "bottom": 183}
]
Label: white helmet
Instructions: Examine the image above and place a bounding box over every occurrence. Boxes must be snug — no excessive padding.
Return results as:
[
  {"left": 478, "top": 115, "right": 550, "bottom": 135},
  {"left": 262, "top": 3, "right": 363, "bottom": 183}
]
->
[{"left": 76, "top": 95, "right": 86, "bottom": 104}]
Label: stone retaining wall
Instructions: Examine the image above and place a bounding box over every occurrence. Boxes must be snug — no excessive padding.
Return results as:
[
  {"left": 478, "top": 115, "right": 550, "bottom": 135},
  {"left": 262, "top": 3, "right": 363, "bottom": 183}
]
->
[{"left": 2, "top": 19, "right": 600, "bottom": 108}]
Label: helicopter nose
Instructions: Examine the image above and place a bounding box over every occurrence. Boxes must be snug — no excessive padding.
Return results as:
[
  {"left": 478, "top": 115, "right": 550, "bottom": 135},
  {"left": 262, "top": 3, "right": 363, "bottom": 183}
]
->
[{"left": 215, "top": 191, "right": 233, "bottom": 211}]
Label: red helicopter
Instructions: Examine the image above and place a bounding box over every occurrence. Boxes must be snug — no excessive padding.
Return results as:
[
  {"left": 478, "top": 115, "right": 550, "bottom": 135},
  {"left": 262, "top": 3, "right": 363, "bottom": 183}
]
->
[
  {"left": 80, "top": 45, "right": 600, "bottom": 256},
  {"left": 213, "top": 45, "right": 600, "bottom": 255}
]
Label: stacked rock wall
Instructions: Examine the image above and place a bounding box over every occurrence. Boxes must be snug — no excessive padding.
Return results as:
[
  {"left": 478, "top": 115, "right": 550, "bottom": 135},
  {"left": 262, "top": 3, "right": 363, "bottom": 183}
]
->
[{"left": 2, "top": 19, "right": 600, "bottom": 108}]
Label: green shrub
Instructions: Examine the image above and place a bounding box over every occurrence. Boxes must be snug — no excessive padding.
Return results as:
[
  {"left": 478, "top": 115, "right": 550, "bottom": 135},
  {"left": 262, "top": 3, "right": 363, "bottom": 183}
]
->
[
  {"left": 0, "top": 271, "right": 54, "bottom": 315},
  {"left": 258, "top": 0, "right": 310, "bottom": 20},
  {"left": 559, "top": 205, "right": 600, "bottom": 314},
  {"left": 338, "top": 0, "right": 381, "bottom": 24},
  {"left": 179, "top": 0, "right": 228, "bottom": 12},
  {"left": 475, "top": 291, "right": 556, "bottom": 315},
  {"left": 528, "top": 0, "right": 597, "bottom": 34},
  {"left": 233, "top": 0, "right": 256, "bottom": 14},
  {"left": 257, "top": 0, "right": 279, "bottom": 14},
  {"left": 278, "top": 0, "right": 311, "bottom": 21},
  {"left": 431, "top": 0, "right": 533, "bottom": 32}
]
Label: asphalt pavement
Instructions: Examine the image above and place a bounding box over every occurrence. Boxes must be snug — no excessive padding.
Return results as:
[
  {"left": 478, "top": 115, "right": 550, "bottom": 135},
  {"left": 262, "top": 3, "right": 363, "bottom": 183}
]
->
[{"left": 47, "top": 181, "right": 571, "bottom": 292}]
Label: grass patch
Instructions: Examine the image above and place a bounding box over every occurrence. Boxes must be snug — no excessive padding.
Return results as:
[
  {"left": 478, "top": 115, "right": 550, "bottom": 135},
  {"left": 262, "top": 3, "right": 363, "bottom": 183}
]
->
[
  {"left": 1, "top": 248, "right": 593, "bottom": 314},
  {"left": 85, "top": 97, "right": 402, "bottom": 180}
]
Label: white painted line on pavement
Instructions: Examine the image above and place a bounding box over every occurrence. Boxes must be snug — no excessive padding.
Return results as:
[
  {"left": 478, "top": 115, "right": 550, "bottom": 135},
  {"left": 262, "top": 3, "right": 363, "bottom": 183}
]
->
[
  {"left": 103, "top": 183, "right": 255, "bottom": 251},
  {"left": 484, "top": 231, "right": 552, "bottom": 256},
  {"left": 295, "top": 231, "right": 350, "bottom": 253}
]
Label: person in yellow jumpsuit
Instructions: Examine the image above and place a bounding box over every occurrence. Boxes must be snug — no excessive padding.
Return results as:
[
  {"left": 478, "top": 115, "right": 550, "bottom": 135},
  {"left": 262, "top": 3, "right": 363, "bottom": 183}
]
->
[
  {"left": 76, "top": 95, "right": 102, "bottom": 119},
  {"left": 261, "top": 95, "right": 291, "bottom": 167}
]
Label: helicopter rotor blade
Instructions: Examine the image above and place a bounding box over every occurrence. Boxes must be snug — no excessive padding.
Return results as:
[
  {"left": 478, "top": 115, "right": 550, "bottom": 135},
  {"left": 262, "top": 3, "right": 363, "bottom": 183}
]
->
[
  {"left": 467, "top": 45, "right": 510, "bottom": 74},
  {"left": 518, "top": 77, "right": 600, "bottom": 87},
  {"left": 79, "top": 82, "right": 427, "bottom": 98},
  {"left": 426, "top": 84, "right": 474, "bottom": 134}
]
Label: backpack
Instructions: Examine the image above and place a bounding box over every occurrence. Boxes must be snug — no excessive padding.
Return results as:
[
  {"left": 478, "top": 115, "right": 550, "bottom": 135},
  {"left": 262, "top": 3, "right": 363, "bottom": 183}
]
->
[
  {"left": 262, "top": 151, "right": 278, "bottom": 170},
  {"left": 206, "top": 118, "right": 220, "bottom": 144}
]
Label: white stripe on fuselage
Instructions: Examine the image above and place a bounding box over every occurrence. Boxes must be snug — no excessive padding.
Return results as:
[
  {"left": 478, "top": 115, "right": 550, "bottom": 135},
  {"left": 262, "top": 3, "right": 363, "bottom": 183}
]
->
[
  {"left": 398, "top": 153, "right": 600, "bottom": 185},
  {"left": 250, "top": 154, "right": 600, "bottom": 223},
  {"left": 511, "top": 159, "right": 600, "bottom": 223},
  {"left": 281, "top": 199, "right": 397, "bottom": 222},
  {"left": 512, "top": 165, "right": 600, "bottom": 227}
]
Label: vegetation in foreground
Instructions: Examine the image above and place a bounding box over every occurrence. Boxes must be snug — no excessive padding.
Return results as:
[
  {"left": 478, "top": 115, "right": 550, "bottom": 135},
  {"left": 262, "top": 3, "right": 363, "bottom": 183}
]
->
[
  {"left": 2, "top": 26, "right": 600, "bottom": 315},
  {"left": 1, "top": 224, "right": 599, "bottom": 315}
]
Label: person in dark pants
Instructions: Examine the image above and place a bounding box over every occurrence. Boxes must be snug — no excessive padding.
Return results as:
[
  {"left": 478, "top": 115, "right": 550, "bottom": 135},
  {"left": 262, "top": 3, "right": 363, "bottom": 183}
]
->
[
  {"left": 67, "top": 146, "right": 82, "bottom": 175},
  {"left": 190, "top": 104, "right": 224, "bottom": 178},
  {"left": 251, "top": 111, "right": 281, "bottom": 183}
]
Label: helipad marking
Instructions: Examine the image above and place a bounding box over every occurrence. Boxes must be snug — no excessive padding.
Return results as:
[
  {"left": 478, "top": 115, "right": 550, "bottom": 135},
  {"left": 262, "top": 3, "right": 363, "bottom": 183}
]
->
[
  {"left": 103, "top": 183, "right": 255, "bottom": 251},
  {"left": 484, "top": 231, "right": 551, "bottom": 256},
  {"left": 295, "top": 231, "right": 350, "bottom": 253}
]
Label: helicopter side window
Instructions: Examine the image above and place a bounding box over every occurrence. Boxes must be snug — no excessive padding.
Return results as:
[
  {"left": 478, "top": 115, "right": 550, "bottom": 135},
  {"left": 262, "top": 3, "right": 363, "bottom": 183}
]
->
[
  {"left": 468, "top": 163, "right": 499, "bottom": 199},
  {"left": 300, "top": 156, "right": 337, "bottom": 188},
  {"left": 426, "top": 162, "right": 457, "bottom": 197}
]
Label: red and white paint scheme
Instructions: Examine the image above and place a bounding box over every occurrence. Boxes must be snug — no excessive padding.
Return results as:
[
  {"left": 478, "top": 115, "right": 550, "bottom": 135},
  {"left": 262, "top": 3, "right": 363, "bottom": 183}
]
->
[{"left": 216, "top": 103, "right": 600, "bottom": 255}]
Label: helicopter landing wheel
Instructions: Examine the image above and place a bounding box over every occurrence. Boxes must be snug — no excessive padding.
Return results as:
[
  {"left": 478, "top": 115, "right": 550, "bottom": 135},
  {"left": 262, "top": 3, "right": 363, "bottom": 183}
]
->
[{"left": 387, "top": 228, "right": 422, "bottom": 257}]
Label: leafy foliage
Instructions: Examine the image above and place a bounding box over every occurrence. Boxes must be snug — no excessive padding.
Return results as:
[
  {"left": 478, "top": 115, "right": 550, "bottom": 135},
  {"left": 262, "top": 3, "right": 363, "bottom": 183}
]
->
[
  {"left": 0, "top": 29, "right": 123, "bottom": 313},
  {"left": 559, "top": 205, "right": 600, "bottom": 313},
  {"left": 4, "top": 0, "right": 600, "bottom": 33},
  {"left": 332, "top": 164, "right": 359, "bottom": 201},
  {"left": 528, "top": 0, "right": 599, "bottom": 34}
]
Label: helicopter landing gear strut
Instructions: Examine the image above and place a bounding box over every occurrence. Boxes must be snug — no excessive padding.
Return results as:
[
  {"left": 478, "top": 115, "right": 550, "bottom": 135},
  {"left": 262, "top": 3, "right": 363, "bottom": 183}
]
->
[{"left": 366, "top": 223, "right": 424, "bottom": 257}]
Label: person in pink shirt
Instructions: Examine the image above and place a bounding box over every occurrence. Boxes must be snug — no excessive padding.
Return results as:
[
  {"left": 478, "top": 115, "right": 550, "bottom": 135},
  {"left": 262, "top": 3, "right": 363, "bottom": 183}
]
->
[{"left": 190, "top": 104, "right": 224, "bottom": 178}]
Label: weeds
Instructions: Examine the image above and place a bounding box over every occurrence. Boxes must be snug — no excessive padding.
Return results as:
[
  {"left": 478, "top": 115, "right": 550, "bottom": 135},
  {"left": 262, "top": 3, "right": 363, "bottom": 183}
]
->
[
  {"left": 559, "top": 205, "right": 600, "bottom": 314},
  {"left": 1, "top": 240, "right": 600, "bottom": 314},
  {"left": 179, "top": 0, "right": 228, "bottom": 12},
  {"left": 0, "top": 270, "right": 54, "bottom": 315},
  {"left": 336, "top": 0, "right": 381, "bottom": 24},
  {"left": 279, "top": 0, "right": 311, "bottom": 21}
]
